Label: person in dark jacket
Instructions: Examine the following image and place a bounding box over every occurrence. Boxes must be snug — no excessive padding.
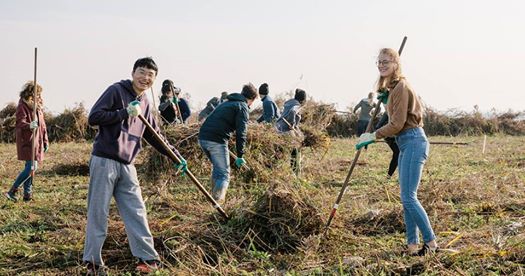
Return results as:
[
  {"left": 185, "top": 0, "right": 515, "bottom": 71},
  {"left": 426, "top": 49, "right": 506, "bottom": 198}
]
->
[
  {"left": 83, "top": 57, "right": 186, "bottom": 275},
  {"left": 158, "top": 79, "right": 191, "bottom": 124},
  {"left": 275, "top": 88, "right": 307, "bottom": 175},
  {"left": 353, "top": 92, "right": 377, "bottom": 136},
  {"left": 198, "top": 83, "right": 258, "bottom": 203},
  {"left": 375, "top": 112, "right": 399, "bottom": 178},
  {"left": 256, "top": 83, "right": 280, "bottom": 123},
  {"left": 4, "top": 81, "right": 48, "bottom": 202},
  {"left": 198, "top": 92, "right": 229, "bottom": 122}
]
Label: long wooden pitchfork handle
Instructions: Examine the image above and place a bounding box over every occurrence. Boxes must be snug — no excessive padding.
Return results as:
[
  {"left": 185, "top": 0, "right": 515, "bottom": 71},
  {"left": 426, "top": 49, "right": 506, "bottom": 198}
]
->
[
  {"left": 324, "top": 36, "right": 407, "bottom": 233},
  {"left": 30, "top": 47, "right": 38, "bottom": 178},
  {"left": 137, "top": 114, "right": 229, "bottom": 220}
]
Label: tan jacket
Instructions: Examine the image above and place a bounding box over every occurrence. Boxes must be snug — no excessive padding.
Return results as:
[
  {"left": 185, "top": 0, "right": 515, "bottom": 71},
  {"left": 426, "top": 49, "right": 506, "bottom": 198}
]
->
[{"left": 375, "top": 79, "right": 423, "bottom": 139}]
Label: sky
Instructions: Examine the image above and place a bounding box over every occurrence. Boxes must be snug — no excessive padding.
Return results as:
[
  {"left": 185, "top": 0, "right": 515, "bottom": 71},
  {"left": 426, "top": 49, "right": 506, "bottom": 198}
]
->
[{"left": 2, "top": 0, "right": 524, "bottom": 115}]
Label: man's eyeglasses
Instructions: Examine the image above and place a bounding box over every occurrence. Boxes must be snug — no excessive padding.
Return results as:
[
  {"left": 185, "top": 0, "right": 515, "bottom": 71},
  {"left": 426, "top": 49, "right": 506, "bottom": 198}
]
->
[{"left": 376, "top": 60, "right": 394, "bottom": 66}]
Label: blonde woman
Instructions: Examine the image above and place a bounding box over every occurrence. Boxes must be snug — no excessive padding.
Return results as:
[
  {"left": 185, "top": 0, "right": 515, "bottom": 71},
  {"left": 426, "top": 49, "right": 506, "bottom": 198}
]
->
[
  {"left": 356, "top": 48, "right": 438, "bottom": 255},
  {"left": 4, "top": 81, "right": 48, "bottom": 202}
]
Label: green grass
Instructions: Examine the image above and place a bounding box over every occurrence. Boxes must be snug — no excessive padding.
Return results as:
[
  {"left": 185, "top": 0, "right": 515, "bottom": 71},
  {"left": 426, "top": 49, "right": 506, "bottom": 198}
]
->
[{"left": 1, "top": 135, "right": 524, "bottom": 275}]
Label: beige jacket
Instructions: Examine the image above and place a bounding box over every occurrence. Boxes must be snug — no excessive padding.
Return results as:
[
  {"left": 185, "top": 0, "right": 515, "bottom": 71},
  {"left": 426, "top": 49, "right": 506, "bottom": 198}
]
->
[{"left": 375, "top": 79, "right": 424, "bottom": 139}]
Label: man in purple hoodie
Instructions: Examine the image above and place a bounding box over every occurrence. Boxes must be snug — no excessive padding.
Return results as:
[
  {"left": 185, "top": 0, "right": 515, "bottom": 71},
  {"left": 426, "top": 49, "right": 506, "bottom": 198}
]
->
[{"left": 83, "top": 57, "right": 183, "bottom": 275}]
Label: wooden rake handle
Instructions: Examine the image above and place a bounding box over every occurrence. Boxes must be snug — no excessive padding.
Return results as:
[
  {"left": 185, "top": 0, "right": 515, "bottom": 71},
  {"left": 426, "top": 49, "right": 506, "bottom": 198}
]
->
[{"left": 137, "top": 114, "right": 229, "bottom": 220}]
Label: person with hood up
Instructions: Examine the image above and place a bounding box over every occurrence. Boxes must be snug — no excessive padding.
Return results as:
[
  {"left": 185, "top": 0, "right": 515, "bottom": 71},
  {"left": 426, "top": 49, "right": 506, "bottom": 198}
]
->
[
  {"left": 82, "top": 57, "right": 186, "bottom": 275},
  {"left": 256, "top": 83, "right": 280, "bottom": 123},
  {"left": 198, "top": 92, "right": 229, "bottom": 122},
  {"left": 198, "top": 84, "right": 258, "bottom": 203},
  {"left": 275, "top": 88, "right": 307, "bottom": 175}
]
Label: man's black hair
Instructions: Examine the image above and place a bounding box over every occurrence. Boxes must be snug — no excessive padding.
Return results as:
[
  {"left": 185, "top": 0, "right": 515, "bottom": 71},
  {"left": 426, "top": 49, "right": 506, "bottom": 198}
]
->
[
  {"left": 133, "top": 57, "right": 158, "bottom": 75},
  {"left": 259, "top": 83, "right": 269, "bottom": 95},
  {"left": 241, "top": 83, "right": 259, "bottom": 100},
  {"left": 294, "top": 88, "right": 307, "bottom": 104}
]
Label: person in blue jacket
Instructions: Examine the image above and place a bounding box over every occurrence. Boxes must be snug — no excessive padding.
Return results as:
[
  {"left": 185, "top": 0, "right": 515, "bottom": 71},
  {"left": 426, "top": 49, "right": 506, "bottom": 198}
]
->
[
  {"left": 198, "top": 83, "right": 259, "bottom": 203},
  {"left": 158, "top": 79, "right": 191, "bottom": 124},
  {"left": 275, "top": 88, "right": 307, "bottom": 175},
  {"left": 256, "top": 83, "right": 280, "bottom": 123}
]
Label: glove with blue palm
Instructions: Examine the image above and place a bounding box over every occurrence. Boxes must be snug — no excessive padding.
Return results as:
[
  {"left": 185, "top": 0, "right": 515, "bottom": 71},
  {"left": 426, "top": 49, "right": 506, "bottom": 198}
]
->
[
  {"left": 127, "top": 100, "right": 142, "bottom": 117},
  {"left": 377, "top": 90, "right": 389, "bottom": 105},
  {"left": 172, "top": 97, "right": 179, "bottom": 105},
  {"left": 356, "top": 132, "right": 376, "bottom": 150},
  {"left": 235, "top": 157, "right": 246, "bottom": 168},
  {"left": 174, "top": 156, "right": 188, "bottom": 176}
]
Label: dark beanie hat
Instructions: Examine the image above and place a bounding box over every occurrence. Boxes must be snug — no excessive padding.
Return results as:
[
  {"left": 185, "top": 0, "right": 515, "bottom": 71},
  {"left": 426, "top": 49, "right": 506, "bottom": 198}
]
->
[
  {"left": 161, "top": 79, "right": 174, "bottom": 93},
  {"left": 294, "top": 88, "right": 306, "bottom": 103},
  {"left": 259, "top": 83, "right": 269, "bottom": 95}
]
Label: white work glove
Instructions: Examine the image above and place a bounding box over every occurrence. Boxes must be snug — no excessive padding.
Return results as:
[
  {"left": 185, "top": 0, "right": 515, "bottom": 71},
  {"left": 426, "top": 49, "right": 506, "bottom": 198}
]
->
[
  {"left": 126, "top": 100, "right": 142, "bottom": 117},
  {"left": 30, "top": 120, "right": 38, "bottom": 129},
  {"left": 356, "top": 132, "right": 376, "bottom": 150}
]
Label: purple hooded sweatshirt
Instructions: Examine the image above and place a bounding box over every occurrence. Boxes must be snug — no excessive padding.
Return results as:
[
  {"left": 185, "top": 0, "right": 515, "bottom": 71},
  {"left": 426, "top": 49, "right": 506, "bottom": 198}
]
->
[{"left": 89, "top": 80, "right": 176, "bottom": 164}]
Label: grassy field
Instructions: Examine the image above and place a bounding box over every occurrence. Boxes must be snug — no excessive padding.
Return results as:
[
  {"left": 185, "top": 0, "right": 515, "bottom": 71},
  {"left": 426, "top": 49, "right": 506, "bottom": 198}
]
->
[{"left": 0, "top": 135, "right": 524, "bottom": 275}]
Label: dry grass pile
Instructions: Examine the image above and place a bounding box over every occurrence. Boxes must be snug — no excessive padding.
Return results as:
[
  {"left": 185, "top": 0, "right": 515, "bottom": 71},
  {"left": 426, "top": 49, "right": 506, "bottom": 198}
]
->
[
  {"left": 141, "top": 122, "right": 328, "bottom": 183},
  {"left": 326, "top": 112, "right": 359, "bottom": 137},
  {"left": 0, "top": 102, "right": 17, "bottom": 143},
  {"left": 424, "top": 107, "right": 525, "bottom": 136},
  {"left": 244, "top": 184, "right": 324, "bottom": 253},
  {"left": 300, "top": 102, "right": 337, "bottom": 131},
  {"left": 0, "top": 102, "right": 17, "bottom": 118},
  {"left": 156, "top": 182, "right": 324, "bottom": 274},
  {"left": 45, "top": 103, "right": 96, "bottom": 142},
  {"left": 300, "top": 125, "right": 330, "bottom": 150}
]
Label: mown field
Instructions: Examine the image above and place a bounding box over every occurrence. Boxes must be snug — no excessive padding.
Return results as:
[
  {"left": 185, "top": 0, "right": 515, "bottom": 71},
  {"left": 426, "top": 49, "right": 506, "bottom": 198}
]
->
[{"left": 0, "top": 135, "right": 524, "bottom": 275}]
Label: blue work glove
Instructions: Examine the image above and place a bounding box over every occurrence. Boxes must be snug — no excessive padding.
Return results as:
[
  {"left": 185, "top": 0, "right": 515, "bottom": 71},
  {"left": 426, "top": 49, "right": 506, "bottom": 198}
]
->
[
  {"left": 235, "top": 157, "right": 246, "bottom": 168},
  {"left": 172, "top": 97, "right": 179, "bottom": 104},
  {"left": 356, "top": 132, "right": 376, "bottom": 150},
  {"left": 175, "top": 157, "right": 188, "bottom": 176},
  {"left": 44, "top": 143, "right": 49, "bottom": 153},
  {"left": 126, "top": 100, "right": 142, "bottom": 117},
  {"left": 377, "top": 89, "right": 389, "bottom": 105}
]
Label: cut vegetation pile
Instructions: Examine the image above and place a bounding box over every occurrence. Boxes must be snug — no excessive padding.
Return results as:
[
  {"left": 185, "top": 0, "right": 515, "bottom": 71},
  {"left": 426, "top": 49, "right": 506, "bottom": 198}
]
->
[
  {"left": 141, "top": 122, "right": 330, "bottom": 183},
  {"left": 44, "top": 103, "right": 96, "bottom": 142},
  {"left": 154, "top": 182, "right": 325, "bottom": 274},
  {"left": 244, "top": 185, "right": 324, "bottom": 253},
  {"left": 0, "top": 102, "right": 17, "bottom": 143},
  {"left": 1, "top": 102, "right": 96, "bottom": 143}
]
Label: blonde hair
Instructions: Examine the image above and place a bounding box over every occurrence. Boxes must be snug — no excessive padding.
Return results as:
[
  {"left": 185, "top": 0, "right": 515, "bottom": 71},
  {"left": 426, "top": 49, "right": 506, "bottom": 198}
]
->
[
  {"left": 376, "top": 48, "right": 404, "bottom": 91},
  {"left": 19, "top": 81, "right": 43, "bottom": 100}
]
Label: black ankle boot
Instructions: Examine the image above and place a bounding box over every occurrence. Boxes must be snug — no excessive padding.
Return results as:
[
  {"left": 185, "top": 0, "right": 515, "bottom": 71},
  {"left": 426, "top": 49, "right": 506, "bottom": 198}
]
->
[
  {"left": 4, "top": 188, "right": 18, "bottom": 202},
  {"left": 417, "top": 243, "right": 439, "bottom": 256}
]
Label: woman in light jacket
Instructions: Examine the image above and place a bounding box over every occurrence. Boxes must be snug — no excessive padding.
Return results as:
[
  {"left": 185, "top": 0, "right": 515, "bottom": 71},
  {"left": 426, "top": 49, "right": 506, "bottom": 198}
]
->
[{"left": 356, "top": 48, "right": 438, "bottom": 255}]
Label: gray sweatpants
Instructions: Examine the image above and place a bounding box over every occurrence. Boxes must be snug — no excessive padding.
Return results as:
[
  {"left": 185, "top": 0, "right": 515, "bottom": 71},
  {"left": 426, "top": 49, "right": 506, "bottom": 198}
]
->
[{"left": 82, "top": 155, "right": 159, "bottom": 265}]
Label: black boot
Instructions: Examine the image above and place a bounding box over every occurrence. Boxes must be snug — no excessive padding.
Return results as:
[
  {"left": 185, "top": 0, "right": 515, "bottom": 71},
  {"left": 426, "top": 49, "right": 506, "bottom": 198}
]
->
[
  {"left": 4, "top": 188, "right": 18, "bottom": 202},
  {"left": 23, "top": 193, "right": 33, "bottom": 202}
]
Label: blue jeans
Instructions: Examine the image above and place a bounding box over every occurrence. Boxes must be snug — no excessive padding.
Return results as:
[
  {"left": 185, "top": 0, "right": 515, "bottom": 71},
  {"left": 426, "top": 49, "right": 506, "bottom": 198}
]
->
[
  {"left": 10, "top": 160, "right": 38, "bottom": 195},
  {"left": 395, "top": 128, "right": 435, "bottom": 244},
  {"left": 198, "top": 139, "right": 230, "bottom": 201},
  {"left": 356, "top": 120, "right": 369, "bottom": 136}
]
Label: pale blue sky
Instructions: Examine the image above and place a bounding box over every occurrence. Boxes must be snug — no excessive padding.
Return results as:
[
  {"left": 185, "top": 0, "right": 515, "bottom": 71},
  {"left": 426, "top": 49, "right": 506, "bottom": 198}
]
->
[{"left": 2, "top": 0, "right": 524, "bottom": 114}]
